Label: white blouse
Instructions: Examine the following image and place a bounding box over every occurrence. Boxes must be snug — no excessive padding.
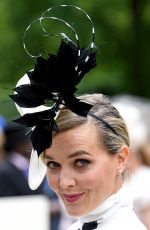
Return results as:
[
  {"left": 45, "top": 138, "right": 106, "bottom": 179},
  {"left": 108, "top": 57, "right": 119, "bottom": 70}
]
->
[{"left": 67, "top": 186, "right": 147, "bottom": 230}]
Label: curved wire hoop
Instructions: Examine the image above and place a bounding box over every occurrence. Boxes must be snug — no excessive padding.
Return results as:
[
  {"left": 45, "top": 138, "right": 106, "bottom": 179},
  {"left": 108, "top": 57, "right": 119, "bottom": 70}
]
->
[{"left": 23, "top": 16, "right": 79, "bottom": 58}]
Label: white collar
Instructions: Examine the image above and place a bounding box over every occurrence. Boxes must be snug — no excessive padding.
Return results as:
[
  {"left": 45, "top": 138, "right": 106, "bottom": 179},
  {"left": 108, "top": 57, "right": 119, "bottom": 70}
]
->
[{"left": 79, "top": 185, "right": 133, "bottom": 224}]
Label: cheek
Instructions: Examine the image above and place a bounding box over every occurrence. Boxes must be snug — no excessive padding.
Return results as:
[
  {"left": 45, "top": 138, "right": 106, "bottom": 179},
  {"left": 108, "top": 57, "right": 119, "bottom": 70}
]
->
[
  {"left": 79, "top": 163, "right": 117, "bottom": 189},
  {"left": 77, "top": 169, "right": 104, "bottom": 189}
]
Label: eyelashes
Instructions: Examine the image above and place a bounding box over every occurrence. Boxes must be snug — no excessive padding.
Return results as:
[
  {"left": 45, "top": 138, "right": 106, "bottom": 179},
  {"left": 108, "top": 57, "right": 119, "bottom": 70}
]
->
[
  {"left": 74, "top": 159, "right": 90, "bottom": 168},
  {"left": 45, "top": 159, "right": 91, "bottom": 170},
  {"left": 46, "top": 161, "right": 61, "bottom": 169}
]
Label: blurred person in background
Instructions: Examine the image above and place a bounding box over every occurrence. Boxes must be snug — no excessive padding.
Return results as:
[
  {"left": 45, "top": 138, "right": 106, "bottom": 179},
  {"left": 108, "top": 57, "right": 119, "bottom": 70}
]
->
[
  {"left": 0, "top": 115, "right": 6, "bottom": 162},
  {"left": 0, "top": 122, "right": 43, "bottom": 196},
  {"left": 0, "top": 130, "right": 5, "bottom": 162},
  {"left": 0, "top": 116, "right": 7, "bottom": 129},
  {"left": 113, "top": 99, "right": 150, "bottom": 230},
  {"left": 0, "top": 121, "right": 63, "bottom": 230}
]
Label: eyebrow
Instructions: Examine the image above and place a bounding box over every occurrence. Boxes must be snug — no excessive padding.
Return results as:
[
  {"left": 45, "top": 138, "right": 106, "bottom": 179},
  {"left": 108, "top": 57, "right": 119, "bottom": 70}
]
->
[
  {"left": 44, "top": 150, "right": 90, "bottom": 160},
  {"left": 68, "top": 150, "right": 90, "bottom": 159}
]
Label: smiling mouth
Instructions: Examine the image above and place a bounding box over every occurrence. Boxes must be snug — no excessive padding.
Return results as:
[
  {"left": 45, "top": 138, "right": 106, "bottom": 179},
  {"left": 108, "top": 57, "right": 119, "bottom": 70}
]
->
[{"left": 63, "top": 192, "right": 85, "bottom": 203}]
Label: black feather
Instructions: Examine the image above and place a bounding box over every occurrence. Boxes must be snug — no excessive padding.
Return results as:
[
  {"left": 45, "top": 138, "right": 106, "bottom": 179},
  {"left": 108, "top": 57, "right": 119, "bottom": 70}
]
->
[
  {"left": 30, "top": 126, "right": 52, "bottom": 155},
  {"left": 12, "top": 40, "right": 96, "bottom": 108},
  {"left": 11, "top": 39, "right": 96, "bottom": 155},
  {"left": 13, "top": 109, "right": 59, "bottom": 156},
  {"left": 63, "top": 94, "right": 93, "bottom": 117},
  {"left": 10, "top": 84, "right": 51, "bottom": 107}
]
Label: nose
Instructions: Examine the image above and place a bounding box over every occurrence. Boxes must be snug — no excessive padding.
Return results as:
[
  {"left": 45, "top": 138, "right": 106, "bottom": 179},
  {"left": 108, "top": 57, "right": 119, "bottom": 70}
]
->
[{"left": 59, "top": 169, "right": 76, "bottom": 189}]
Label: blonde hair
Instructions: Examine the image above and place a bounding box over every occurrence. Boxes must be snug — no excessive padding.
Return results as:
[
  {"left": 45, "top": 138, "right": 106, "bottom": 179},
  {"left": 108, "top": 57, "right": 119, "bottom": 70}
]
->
[{"left": 56, "top": 94, "right": 129, "bottom": 154}]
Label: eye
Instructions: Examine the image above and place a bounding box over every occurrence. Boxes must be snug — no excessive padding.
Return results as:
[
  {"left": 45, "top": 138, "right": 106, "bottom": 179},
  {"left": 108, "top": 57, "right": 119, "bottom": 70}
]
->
[
  {"left": 46, "top": 161, "right": 61, "bottom": 169},
  {"left": 74, "top": 159, "right": 90, "bottom": 168}
]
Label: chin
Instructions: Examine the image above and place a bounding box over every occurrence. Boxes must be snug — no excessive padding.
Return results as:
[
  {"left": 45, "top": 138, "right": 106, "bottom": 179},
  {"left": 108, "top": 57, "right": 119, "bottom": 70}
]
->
[
  {"left": 66, "top": 206, "right": 81, "bottom": 217},
  {"left": 67, "top": 210, "right": 84, "bottom": 217},
  {"left": 65, "top": 204, "right": 89, "bottom": 217}
]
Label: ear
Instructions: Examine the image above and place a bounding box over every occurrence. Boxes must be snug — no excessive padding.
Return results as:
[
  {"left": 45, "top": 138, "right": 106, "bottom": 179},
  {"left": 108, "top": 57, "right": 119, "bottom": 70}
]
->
[{"left": 117, "top": 145, "right": 129, "bottom": 173}]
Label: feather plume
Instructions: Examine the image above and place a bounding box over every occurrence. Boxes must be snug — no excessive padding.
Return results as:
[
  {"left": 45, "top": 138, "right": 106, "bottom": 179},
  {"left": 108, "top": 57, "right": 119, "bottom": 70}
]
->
[
  {"left": 11, "top": 15, "right": 96, "bottom": 158},
  {"left": 11, "top": 40, "right": 96, "bottom": 109},
  {"left": 13, "top": 108, "right": 59, "bottom": 156}
]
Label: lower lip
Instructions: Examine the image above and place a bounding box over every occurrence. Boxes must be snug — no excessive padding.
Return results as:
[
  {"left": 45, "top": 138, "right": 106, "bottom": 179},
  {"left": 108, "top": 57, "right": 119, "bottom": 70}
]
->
[{"left": 64, "top": 193, "right": 85, "bottom": 203}]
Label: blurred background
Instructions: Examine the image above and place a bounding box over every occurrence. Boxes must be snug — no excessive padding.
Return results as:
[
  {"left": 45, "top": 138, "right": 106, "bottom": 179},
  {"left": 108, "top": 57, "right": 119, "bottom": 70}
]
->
[{"left": 0, "top": 0, "right": 150, "bottom": 229}]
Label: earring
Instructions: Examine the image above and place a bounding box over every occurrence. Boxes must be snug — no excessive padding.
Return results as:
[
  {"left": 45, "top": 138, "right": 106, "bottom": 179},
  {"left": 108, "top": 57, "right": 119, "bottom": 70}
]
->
[
  {"left": 118, "top": 168, "right": 122, "bottom": 174},
  {"left": 117, "top": 168, "right": 122, "bottom": 176}
]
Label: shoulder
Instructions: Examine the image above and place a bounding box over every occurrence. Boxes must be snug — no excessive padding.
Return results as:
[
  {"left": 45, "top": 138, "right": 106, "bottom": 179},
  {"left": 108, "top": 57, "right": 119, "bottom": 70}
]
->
[
  {"left": 67, "top": 220, "right": 80, "bottom": 230},
  {"left": 105, "top": 209, "right": 147, "bottom": 230}
]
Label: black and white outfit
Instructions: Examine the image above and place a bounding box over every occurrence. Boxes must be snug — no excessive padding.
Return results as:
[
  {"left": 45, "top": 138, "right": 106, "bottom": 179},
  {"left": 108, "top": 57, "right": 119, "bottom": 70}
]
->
[{"left": 67, "top": 186, "right": 147, "bottom": 230}]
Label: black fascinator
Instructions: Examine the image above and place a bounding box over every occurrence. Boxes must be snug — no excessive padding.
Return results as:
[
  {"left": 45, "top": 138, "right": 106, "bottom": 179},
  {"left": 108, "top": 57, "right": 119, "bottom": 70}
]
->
[{"left": 11, "top": 5, "right": 97, "bottom": 189}]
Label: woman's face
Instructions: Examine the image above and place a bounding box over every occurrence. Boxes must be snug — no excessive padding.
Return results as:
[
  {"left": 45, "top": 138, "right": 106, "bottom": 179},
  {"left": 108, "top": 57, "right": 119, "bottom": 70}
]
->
[{"left": 44, "top": 123, "right": 125, "bottom": 216}]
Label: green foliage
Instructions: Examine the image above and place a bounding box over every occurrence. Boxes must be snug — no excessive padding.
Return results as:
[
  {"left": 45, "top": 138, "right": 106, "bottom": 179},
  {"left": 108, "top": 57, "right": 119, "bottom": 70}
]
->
[{"left": 0, "top": 0, "right": 150, "bottom": 119}]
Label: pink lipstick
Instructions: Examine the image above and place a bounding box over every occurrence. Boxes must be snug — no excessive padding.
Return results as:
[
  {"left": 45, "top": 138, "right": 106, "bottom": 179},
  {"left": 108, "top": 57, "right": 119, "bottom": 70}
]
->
[{"left": 63, "top": 192, "right": 85, "bottom": 203}]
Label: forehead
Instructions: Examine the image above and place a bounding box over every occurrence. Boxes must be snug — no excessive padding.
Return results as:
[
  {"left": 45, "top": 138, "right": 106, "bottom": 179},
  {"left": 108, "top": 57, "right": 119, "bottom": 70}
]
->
[{"left": 45, "top": 122, "right": 105, "bottom": 158}]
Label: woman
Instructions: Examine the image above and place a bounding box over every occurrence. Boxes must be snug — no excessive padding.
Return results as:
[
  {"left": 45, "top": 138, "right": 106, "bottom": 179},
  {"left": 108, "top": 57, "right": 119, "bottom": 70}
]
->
[
  {"left": 10, "top": 5, "right": 147, "bottom": 230},
  {"left": 42, "top": 94, "right": 146, "bottom": 230}
]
